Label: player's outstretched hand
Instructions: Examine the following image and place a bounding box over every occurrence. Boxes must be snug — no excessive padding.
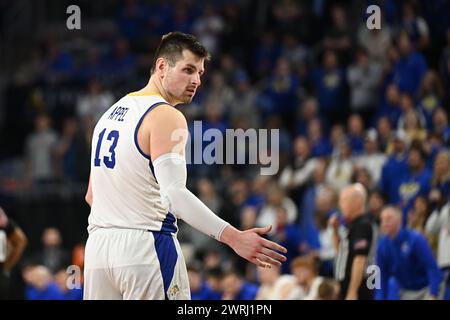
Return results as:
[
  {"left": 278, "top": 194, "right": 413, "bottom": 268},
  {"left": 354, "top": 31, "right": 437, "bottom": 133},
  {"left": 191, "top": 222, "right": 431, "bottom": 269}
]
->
[{"left": 220, "top": 225, "right": 287, "bottom": 268}]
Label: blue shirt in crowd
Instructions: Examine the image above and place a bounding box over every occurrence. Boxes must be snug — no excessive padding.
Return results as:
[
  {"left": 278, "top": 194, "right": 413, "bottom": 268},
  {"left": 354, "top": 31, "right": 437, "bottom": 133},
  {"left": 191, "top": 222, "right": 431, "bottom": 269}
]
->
[
  {"left": 231, "top": 281, "right": 259, "bottom": 300},
  {"left": 380, "top": 153, "right": 409, "bottom": 204},
  {"left": 191, "top": 282, "right": 222, "bottom": 300},
  {"left": 376, "top": 228, "right": 443, "bottom": 299}
]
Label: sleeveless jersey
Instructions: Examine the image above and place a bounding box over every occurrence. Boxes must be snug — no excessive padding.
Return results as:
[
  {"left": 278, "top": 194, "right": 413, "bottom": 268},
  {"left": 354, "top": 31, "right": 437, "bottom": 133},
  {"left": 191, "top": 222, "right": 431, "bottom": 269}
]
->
[{"left": 87, "top": 93, "right": 177, "bottom": 234}]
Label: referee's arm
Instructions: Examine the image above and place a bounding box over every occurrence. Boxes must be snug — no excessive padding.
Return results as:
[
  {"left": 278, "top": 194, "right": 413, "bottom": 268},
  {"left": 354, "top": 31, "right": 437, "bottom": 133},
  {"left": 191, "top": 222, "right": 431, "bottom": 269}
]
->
[
  {"left": 2, "top": 219, "right": 27, "bottom": 273},
  {"left": 346, "top": 224, "right": 372, "bottom": 300},
  {"left": 346, "top": 255, "right": 367, "bottom": 300}
]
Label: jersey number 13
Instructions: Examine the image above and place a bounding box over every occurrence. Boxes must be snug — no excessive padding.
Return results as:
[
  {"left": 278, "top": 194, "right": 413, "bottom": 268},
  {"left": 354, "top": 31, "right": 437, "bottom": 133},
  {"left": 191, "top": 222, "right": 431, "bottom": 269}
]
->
[{"left": 94, "top": 128, "right": 119, "bottom": 169}]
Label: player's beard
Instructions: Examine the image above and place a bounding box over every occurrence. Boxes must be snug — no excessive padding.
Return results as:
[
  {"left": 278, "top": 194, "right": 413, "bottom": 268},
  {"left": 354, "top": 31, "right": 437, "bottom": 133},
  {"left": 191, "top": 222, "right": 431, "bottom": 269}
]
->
[
  {"left": 181, "top": 89, "right": 195, "bottom": 103},
  {"left": 180, "top": 94, "right": 193, "bottom": 104}
]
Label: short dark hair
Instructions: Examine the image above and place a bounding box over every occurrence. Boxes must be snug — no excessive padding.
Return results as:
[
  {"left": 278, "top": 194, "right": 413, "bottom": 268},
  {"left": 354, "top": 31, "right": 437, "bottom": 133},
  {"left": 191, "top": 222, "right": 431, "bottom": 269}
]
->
[{"left": 151, "top": 32, "right": 210, "bottom": 74}]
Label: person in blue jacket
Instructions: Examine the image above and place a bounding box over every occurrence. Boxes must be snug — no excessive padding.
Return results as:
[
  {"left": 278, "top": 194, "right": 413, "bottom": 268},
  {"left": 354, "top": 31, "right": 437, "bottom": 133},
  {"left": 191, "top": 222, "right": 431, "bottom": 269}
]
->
[{"left": 376, "top": 206, "right": 444, "bottom": 300}]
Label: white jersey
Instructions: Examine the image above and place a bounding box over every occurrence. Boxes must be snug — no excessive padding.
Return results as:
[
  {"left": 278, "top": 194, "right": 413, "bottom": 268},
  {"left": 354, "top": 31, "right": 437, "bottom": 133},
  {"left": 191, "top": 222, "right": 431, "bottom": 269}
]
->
[{"left": 87, "top": 93, "right": 177, "bottom": 235}]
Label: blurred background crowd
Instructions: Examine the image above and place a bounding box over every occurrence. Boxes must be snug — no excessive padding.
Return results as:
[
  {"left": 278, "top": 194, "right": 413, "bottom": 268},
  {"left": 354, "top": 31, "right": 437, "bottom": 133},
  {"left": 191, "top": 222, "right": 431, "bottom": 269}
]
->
[{"left": 0, "top": 0, "right": 449, "bottom": 300}]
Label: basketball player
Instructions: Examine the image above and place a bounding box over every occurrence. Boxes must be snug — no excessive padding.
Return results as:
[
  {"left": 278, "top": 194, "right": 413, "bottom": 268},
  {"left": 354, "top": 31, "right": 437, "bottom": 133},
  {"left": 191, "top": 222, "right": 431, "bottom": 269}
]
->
[{"left": 83, "top": 32, "right": 287, "bottom": 300}]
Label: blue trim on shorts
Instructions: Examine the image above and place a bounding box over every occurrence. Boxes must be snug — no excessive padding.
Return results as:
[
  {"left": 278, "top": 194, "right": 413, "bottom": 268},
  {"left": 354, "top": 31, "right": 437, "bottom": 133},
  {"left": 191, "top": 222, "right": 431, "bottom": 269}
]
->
[{"left": 152, "top": 231, "right": 178, "bottom": 300}]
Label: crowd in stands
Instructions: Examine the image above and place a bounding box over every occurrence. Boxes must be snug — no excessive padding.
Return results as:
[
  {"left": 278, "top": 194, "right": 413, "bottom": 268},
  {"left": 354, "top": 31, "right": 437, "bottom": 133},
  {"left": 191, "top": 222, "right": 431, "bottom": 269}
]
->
[{"left": 0, "top": 0, "right": 449, "bottom": 299}]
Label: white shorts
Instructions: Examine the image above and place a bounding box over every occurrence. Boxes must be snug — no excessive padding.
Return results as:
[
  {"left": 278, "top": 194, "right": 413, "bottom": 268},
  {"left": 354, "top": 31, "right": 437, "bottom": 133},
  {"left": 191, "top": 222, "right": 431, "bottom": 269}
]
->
[{"left": 83, "top": 228, "right": 190, "bottom": 300}]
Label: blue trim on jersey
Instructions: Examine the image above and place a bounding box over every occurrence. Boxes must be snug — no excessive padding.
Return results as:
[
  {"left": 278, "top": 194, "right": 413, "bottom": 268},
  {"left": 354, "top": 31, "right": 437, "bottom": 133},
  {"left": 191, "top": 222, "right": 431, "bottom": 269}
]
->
[
  {"left": 161, "top": 212, "right": 178, "bottom": 234},
  {"left": 153, "top": 232, "right": 178, "bottom": 300},
  {"left": 149, "top": 161, "right": 156, "bottom": 179},
  {"left": 133, "top": 101, "right": 169, "bottom": 161}
]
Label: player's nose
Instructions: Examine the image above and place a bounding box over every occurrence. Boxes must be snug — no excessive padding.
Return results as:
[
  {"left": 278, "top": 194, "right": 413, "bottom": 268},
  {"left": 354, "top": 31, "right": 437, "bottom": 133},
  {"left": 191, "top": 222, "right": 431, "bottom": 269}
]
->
[{"left": 191, "top": 74, "right": 201, "bottom": 87}]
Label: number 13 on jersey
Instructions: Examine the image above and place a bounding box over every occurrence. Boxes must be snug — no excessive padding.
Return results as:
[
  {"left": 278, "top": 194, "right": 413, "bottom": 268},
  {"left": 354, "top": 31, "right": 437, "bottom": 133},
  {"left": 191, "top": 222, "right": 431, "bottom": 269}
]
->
[{"left": 94, "top": 128, "right": 119, "bottom": 169}]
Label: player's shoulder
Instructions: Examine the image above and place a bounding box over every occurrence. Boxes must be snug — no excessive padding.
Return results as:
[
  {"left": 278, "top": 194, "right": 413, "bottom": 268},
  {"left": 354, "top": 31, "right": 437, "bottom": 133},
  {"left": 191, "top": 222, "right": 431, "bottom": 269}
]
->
[{"left": 145, "top": 103, "right": 187, "bottom": 129}]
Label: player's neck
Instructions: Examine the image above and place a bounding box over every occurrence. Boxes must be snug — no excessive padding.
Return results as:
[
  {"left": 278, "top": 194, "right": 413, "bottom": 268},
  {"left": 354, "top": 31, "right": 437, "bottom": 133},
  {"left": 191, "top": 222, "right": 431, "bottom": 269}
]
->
[{"left": 135, "top": 77, "right": 177, "bottom": 105}]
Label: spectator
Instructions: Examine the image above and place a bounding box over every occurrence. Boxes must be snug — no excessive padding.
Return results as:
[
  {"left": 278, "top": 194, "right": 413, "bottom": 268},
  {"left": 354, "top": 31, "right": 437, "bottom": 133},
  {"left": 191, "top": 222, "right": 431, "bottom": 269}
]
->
[
  {"left": 307, "top": 118, "right": 332, "bottom": 158},
  {"left": 376, "top": 116, "right": 394, "bottom": 153},
  {"left": 188, "top": 262, "right": 221, "bottom": 300},
  {"left": 373, "top": 84, "right": 402, "bottom": 129},
  {"left": 432, "top": 108, "right": 450, "bottom": 143},
  {"left": 408, "top": 196, "right": 430, "bottom": 234},
  {"left": 400, "top": 1, "right": 430, "bottom": 50},
  {"left": 315, "top": 189, "right": 340, "bottom": 277},
  {"left": 354, "top": 129, "right": 387, "bottom": 186},
  {"left": 204, "top": 71, "right": 234, "bottom": 118},
  {"left": 42, "top": 39, "right": 75, "bottom": 85},
  {"left": 25, "top": 114, "right": 59, "bottom": 184},
  {"left": 299, "top": 159, "right": 328, "bottom": 235},
  {"left": 33, "top": 228, "right": 71, "bottom": 275},
  {"left": 316, "top": 278, "right": 340, "bottom": 300},
  {"left": 392, "top": 32, "right": 427, "bottom": 96},
  {"left": 347, "top": 114, "right": 365, "bottom": 155},
  {"left": 256, "top": 265, "right": 302, "bottom": 300},
  {"left": 269, "top": 206, "right": 309, "bottom": 274},
  {"left": 397, "top": 143, "right": 432, "bottom": 220},
  {"left": 326, "top": 138, "right": 354, "bottom": 191},
  {"left": 347, "top": 47, "right": 382, "bottom": 119},
  {"left": 431, "top": 150, "right": 450, "bottom": 203},
  {"left": 400, "top": 110, "right": 427, "bottom": 143},
  {"left": 228, "top": 71, "right": 260, "bottom": 129},
  {"left": 397, "top": 93, "right": 426, "bottom": 131},
  {"left": 368, "top": 190, "right": 386, "bottom": 227},
  {"left": 279, "top": 136, "right": 316, "bottom": 201},
  {"left": 204, "top": 267, "right": 224, "bottom": 299},
  {"left": 323, "top": 5, "right": 353, "bottom": 64},
  {"left": 380, "top": 130, "right": 409, "bottom": 204},
  {"left": 311, "top": 50, "right": 346, "bottom": 123},
  {"left": 377, "top": 206, "right": 444, "bottom": 300},
  {"left": 76, "top": 79, "right": 115, "bottom": 123},
  {"left": 54, "top": 117, "right": 89, "bottom": 182},
  {"left": 256, "top": 183, "right": 297, "bottom": 234},
  {"left": 259, "top": 57, "right": 299, "bottom": 125},
  {"left": 290, "top": 255, "right": 323, "bottom": 300},
  {"left": 357, "top": 18, "right": 392, "bottom": 64},
  {"left": 192, "top": 5, "right": 224, "bottom": 56},
  {"left": 220, "top": 269, "right": 258, "bottom": 300},
  {"left": 22, "top": 265, "right": 61, "bottom": 300},
  {"left": 294, "top": 97, "right": 324, "bottom": 137},
  {"left": 417, "top": 70, "right": 444, "bottom": 130}
]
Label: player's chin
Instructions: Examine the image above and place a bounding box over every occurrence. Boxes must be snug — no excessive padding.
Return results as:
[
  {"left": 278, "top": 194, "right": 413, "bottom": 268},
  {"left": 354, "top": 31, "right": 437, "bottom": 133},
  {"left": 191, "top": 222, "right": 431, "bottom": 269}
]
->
[{"left": 181, "top": 94, "right": 194, "bottom": 103}]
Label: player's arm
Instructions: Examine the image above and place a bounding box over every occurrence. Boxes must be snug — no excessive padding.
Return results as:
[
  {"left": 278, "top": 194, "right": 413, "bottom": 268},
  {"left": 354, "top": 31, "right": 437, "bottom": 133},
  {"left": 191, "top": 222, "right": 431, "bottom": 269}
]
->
[
  {"left": 85, "top": 174, "right": 93, "bottom": 207},
  {"left": 148, "top": 106, "right": 287, "bottom": 268}
]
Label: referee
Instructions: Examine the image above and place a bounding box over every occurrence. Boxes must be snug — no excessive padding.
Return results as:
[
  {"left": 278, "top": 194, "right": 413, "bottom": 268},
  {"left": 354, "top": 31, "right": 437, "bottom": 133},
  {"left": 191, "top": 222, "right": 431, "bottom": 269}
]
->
[
  {"left": 330, "top": 184, "right": 376, "bottom": 300},
  {"left": 0, "top": 207, "right": 27, "bottom": 299}
]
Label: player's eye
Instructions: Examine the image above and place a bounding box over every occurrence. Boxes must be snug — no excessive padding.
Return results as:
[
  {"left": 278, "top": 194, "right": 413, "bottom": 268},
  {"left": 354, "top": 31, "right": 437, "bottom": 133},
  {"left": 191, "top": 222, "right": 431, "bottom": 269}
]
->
[{"left": 184, "top": 68, "right": 194, "bottom": 74}]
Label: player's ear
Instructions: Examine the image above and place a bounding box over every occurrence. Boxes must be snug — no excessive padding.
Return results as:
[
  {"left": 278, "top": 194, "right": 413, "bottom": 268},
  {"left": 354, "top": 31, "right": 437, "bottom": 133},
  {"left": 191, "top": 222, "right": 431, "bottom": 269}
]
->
[{"left": 155, "top": 57, "right": 166, "bottom": 78}]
